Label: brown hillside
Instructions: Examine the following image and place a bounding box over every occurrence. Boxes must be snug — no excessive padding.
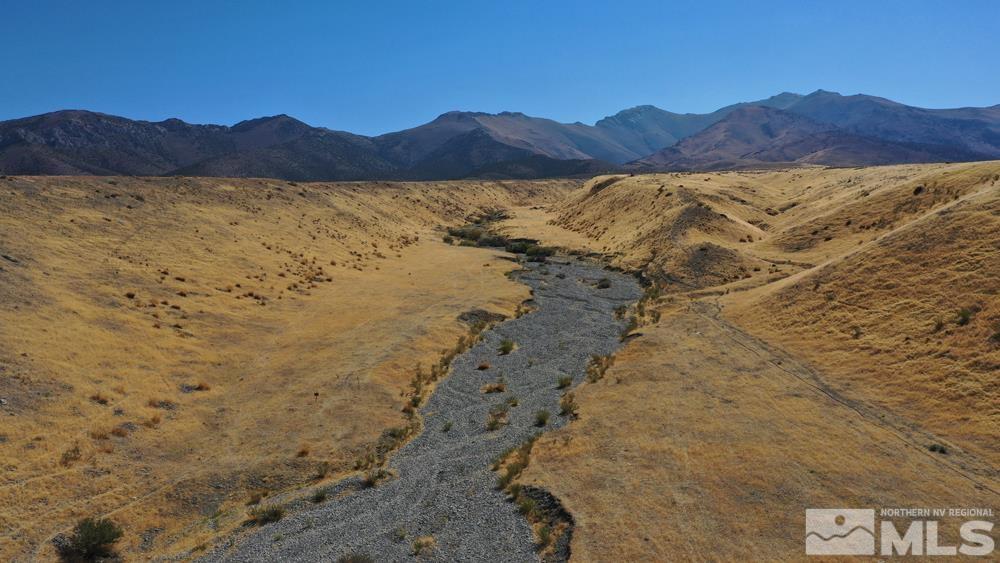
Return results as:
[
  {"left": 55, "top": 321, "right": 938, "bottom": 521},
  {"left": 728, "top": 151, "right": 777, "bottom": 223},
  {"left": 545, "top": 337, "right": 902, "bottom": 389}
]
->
[
  {"left": 0, "top": 175, "right": 576, "bottom": 560},
  {"left": 500, "top": 161, "right": 1000, "bottom": 561}
]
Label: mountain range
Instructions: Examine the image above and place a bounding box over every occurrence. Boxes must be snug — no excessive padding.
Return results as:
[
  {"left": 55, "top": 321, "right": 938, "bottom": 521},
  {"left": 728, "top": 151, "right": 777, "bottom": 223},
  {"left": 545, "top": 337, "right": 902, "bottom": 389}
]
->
[{"left": 1, "top": 90, "right": 998, "bottom": 180}]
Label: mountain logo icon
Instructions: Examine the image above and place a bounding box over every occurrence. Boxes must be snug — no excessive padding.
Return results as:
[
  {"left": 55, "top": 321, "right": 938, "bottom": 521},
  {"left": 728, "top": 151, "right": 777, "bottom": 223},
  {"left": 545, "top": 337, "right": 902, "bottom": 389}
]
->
[{"left": 806, "top": 509, "right": 876, "bottom": 555}]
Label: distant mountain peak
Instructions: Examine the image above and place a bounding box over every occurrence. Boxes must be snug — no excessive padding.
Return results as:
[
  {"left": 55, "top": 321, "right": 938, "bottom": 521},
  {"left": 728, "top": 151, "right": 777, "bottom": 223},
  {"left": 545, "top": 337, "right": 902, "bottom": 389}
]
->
[{"left": 2, "top": 89, "right": 997, "bottom": 180}]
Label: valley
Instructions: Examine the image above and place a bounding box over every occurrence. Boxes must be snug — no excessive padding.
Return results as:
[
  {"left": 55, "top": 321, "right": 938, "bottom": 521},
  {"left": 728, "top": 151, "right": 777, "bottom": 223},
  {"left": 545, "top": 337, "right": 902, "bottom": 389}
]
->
[{"left": 0, "top": 161, "right": 997, "bottom": 561}]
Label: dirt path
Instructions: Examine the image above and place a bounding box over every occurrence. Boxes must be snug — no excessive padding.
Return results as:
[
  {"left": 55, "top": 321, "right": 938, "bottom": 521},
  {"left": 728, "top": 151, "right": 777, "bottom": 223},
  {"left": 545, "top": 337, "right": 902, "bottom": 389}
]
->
[{"left": 203, "top": 258, "right": 642, "bottom": 562}]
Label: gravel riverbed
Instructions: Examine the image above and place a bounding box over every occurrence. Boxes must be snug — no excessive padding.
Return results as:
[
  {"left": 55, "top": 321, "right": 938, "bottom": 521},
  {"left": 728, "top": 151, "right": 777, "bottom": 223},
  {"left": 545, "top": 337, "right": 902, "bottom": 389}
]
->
[{"left": 203, "top": 258, "right": 642, "bottom": 562}]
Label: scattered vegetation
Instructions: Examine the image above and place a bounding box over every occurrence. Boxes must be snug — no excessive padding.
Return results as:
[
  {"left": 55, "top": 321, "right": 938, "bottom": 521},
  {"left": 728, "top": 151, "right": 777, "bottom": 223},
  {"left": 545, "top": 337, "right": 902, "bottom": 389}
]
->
[
  {"left": 495, "top": 434, "right": 539, "bottom": 491},
  {"left": 499, "top": 339, "right": 515, "bottom": 355}
]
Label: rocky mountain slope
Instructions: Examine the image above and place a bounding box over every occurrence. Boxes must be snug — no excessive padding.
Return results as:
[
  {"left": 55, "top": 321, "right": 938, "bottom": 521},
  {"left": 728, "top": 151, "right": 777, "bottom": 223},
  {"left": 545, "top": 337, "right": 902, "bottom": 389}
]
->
[{"left": 1, "top": 91, "right": 998, "bottom": 180}]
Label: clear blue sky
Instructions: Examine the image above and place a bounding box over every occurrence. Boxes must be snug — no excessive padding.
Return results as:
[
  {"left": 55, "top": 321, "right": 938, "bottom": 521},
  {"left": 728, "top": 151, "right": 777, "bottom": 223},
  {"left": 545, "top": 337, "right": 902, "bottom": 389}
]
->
[{"left": 3, "top": 0, "right": 997, "bottom": 135}]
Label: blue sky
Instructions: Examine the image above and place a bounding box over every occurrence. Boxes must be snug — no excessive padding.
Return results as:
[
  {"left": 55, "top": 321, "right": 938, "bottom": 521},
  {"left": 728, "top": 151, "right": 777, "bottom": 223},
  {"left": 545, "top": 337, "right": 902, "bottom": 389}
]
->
[{"left": 2, "top": 0, "right": 997, "bottom": 135}]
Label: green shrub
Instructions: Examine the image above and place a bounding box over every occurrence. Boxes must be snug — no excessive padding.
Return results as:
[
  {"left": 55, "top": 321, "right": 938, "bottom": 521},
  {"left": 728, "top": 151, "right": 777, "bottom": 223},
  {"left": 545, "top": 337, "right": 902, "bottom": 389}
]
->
[
  {"left": 928, "top": 443, "right": 949, "bottom": 455},
  {"left": 957, "top": 308, "right": 973, "bottom": 326},
  {"left": 363, "top": 468, "right": 390, "bottom": 488},
  {"left": 442, "top": 421, "right": 453, "bottom": 432},
  {"left": 525, "top": 245, "right": 555, "bottom": 257},
  {"left": 447, "top": 226, "right": 483, "bottom": 241},
  {"left": 248, "top": 505, "right": 285, "bottom": 525},
  {"left": 534, "top": 410, "right": 550, "bottom": 427},
  {"left": 557, "top": 375, "right": 572, "bottom": 389},
  {"left": 62, "top": 517, "right": 123, "bottom": 560},
  {"left": 505, "top": 241, "right": 530, "bottom": 254},
  {"left": 517, "top": 496, "right": 537, "bottom": 516},
  {"left": 499, "top": 339, "right": 515, "bottom": 355},
  {"left": 538, "top": 524, "right": 552, "bottom": 548},
  {"left": 311, "top": 488, "right": 329, "bottom": 503},
  {"left": 477, "top": 234, "right": 508, "bottom": 247}
]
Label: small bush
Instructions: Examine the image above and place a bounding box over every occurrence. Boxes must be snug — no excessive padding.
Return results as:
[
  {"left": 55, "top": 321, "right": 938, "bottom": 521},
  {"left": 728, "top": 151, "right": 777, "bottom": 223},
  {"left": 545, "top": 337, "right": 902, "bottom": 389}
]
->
[
  {"left": 538, "top": 524, "right": 552, "bottom": 548},
  {"left": 311, "top": 489, "right": 329, "bottom": 503},
  {"left": 560, "top": 393, "right": 578, "bottom": 417},
  {"left": 363, "top": 467, "right": 390, "bottom": 488},
  {"left": 486, "top": 404, "right": 509, "bottom": 431},
  {"left": 337, "top": 554, "right": 375, "bottom": 563},
  {"left": 928, "top": 443, "right": 949, "bottom": 455},
  {"left": 442, "top": 421, "right": 453, "bottom": 433},
  {"left": 482, "top": 378, "right": 506, "bottom": 393},
  {"left": 505, "top": 241, "right": 530, "bottom": 254},
  {"left": 477, "top": 234, "right": 508, "bottom": 247},
  {"left": 447, "top": 225, "right": 483, "bottom": 241},
  {"left": 586, "top": 355, "right": 614, "bottom": 383},
  {"left": 517, "top": 496, "right": 537, "bottom": 516},
  {"left": 596, "top": 278, "right": 611, "bottom": 289},
  {"left": 499, "top": 339, "right": 515, "bottom": 355},
  {"left": 621, "top": 316, "right": 638, "bottom": 341},
  {"left": 557, "top": 375, "right": 572, "bottom": 389},
  {"left": 957, "top": 308, "right": 973, "bottom": 326},
  {"left": 412, "top": 536, "right": 435, "bottom": 555},
  {"left": 314, "top": 461, "right": 331, "bottom": 480},
  {"left": 61, "top": 517, "right": 123, "bottom": 560},
  {"left": 525, "top": 245, "right": 555, "bottom": 258},
  {"left": 248, "top": 505, "right": 285, "bottom": 525},
  {"left": 60, "top": 444, "right": 82, "bottom": 467},
  {"left": 534, "top": 410, "right": 550, "bottom": 427}
]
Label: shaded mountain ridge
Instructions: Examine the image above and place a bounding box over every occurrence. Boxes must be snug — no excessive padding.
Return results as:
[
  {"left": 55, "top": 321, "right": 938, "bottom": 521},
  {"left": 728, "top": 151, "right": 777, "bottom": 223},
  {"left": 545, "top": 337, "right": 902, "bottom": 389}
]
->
[{"left": 1, "top": 90, "right": 998, "bottom": 180}]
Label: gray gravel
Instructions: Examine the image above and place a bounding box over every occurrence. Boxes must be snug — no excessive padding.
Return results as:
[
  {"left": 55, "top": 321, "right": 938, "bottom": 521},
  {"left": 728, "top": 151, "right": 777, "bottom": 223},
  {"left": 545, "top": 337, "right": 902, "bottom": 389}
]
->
[{"left": 203, "top": 258, "right": 642, "bottom": 562}]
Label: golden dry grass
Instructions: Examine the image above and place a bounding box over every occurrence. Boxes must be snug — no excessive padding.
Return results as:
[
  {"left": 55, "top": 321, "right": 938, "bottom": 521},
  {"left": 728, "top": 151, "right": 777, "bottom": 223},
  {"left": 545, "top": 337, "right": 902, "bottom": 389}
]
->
[
  {"left": 0, "top": 175, "right": 576, "bottom": 560},
  {"left": 500, "top": 161, "right": 1000, "bottom": 560}
]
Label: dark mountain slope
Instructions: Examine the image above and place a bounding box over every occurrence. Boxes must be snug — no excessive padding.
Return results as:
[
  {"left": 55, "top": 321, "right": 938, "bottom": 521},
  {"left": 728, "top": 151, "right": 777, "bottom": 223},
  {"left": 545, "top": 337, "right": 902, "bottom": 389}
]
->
[
  {"left": 633, "top": 106, "right": 987, "bottom": 171},
  {"left": 2, "top": 90, "right": 998, "bottom": 180},
  {"left": 594, "top": 92, "right": 805, "bottom": 156},
  {"left": 784, "top": 90, "right": 1000, "bottom": 157},
  {"left": 176, "top": 129, "right": 397, "bottom": 181}
]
